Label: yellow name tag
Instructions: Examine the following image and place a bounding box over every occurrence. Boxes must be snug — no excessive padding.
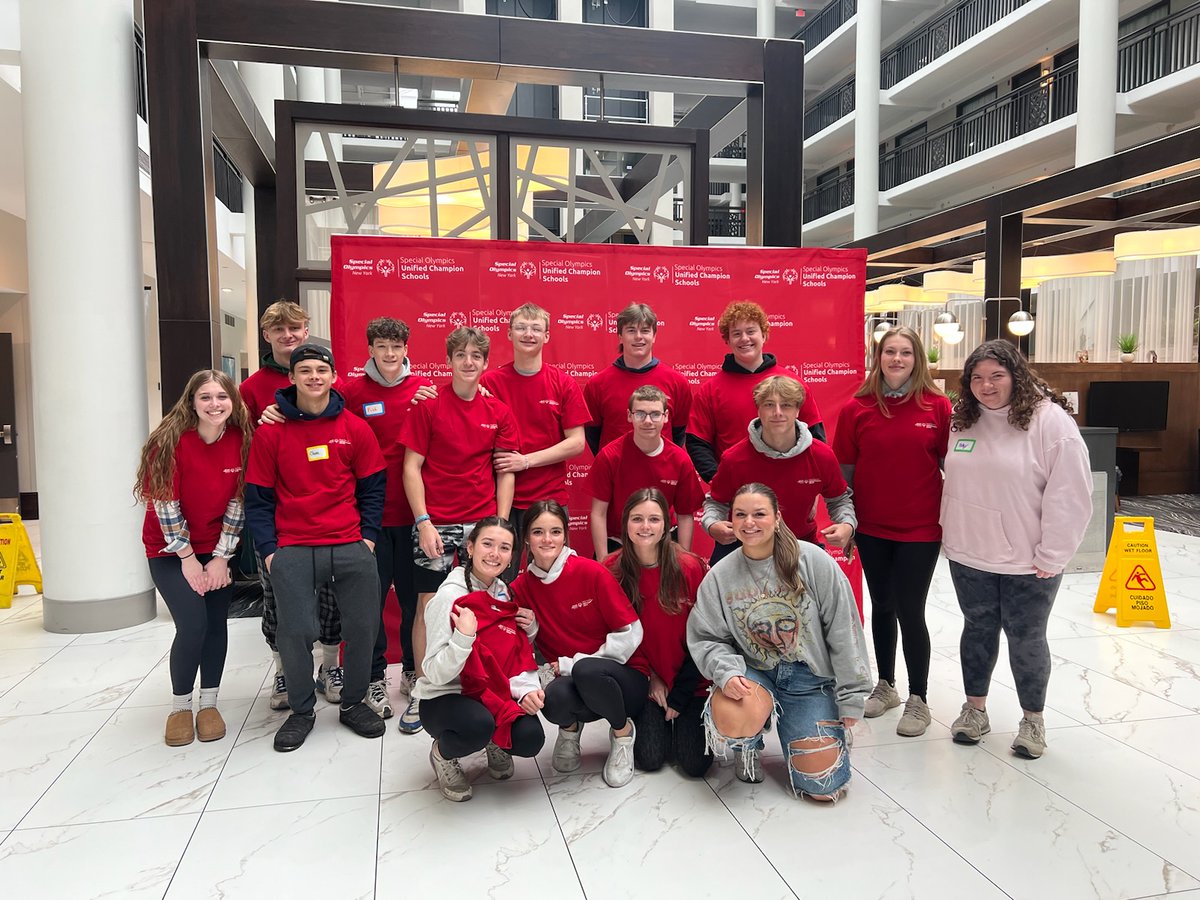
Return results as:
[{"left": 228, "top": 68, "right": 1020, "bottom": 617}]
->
[{"left": 306, "top": 445, "right": 330, "bottom": 462}]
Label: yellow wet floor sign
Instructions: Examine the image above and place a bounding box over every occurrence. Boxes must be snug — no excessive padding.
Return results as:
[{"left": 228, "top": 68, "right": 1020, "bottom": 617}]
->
[
  {"left": 1093, "top": 516, "right": 1170, "bottom": 628},
  {"left": 0, "top": 513, "right": 43, "bottom": 608}
]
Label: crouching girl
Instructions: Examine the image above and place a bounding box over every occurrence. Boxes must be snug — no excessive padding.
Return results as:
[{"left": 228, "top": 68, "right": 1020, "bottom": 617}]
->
[{"left": 687, "top": 483, "right": 871, "bottom": 801}]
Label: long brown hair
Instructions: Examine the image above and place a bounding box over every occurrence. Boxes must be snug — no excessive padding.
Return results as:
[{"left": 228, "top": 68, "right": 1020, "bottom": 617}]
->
[
  {"left": 135, "top": 370, "right": 253, "bottom": 503},
  {"left": 522, "top": 499, "right": 570, "bottom": 548},
  {"left": 607, "top": 488, "right": 700, "bottom": 614},
  {"left": 732, "top": 483, "right": 804, "bottom": 597},
  {"left": 462, "top": 516, "right": 517, "bottom": 594},
  {"left": 855, "top": 326, "right": 944, "bottom": 416},
  {"left": 951, "top": 340, "right": 1070, "bottom": 432}
]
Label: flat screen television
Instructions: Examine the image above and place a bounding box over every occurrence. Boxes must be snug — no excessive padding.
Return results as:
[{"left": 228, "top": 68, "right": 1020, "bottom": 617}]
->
[{"left": 1086, "top": 380, "right": 1169, "bottom": 432}]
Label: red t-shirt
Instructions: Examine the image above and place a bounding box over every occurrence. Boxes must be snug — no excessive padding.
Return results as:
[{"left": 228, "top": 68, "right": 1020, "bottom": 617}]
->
[
  {"left": 585, "top": 434, "right": 706, "bottom": 539},
  {"left": 341, "top": 371, "right": 433, "bottom": 526},
  {"left": 833, "top": 393, "right": 952, "bottom": 542},
  {"left": 582, "top": 360, "right": 693, "bottom": 449},
  {"left": 690, "top": 362, "right": 822, "bottom": 459},
  {"left": 142, "top": 427, "right": 244, "bottom": 557},
  {"left": 510, "top": 554, "right": 639, "bottom": 663},
  {"left": 610, "top": 551, "right": 709, "bottom": 693},
  {"left": 244, "top": 410, "right": 385, "bottom": 547},
  {"left": 399, "top": 384, "right": 520, "bottom": 524},
  {"left": 709, "top": 435, "right": 847, "bottom": 543},
  {"left": 481, "top": 363, "right": 590, "bottom": 507},
  {"left": 239, "top": 364, "right": 342, "bottom": 423}
]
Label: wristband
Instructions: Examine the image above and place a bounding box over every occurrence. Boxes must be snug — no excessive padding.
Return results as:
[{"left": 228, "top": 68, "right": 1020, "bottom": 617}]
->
[
  {"left": 414, "top": 514, "right": 431, "bottom": 526},
  {"left": 179, "top": 551, "right": 195, "bottom": 560}
]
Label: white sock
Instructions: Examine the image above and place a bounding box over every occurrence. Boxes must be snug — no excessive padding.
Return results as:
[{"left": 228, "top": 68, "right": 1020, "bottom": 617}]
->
[
  {"left": 272, "top": 651, "right": 283, "bottom": 675},
  {"left": 172, "top": 692, "right": 193, "bottom": 712},
  {"left": 322, "top": 643, "right": 341, "bottom": 671},
  {"left": 199, "top": 687, "right": 219, "bottom": 710}
]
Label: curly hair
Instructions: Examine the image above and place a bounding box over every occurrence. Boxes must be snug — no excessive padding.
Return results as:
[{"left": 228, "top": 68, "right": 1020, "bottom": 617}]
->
[
  {"left": 951, "top": 340, "right": 1069, "bottom": 432},
  {"left": 135, "top": 370, "right": 253, "bottom": 503},
  {"left": 718, "top": 301, "right": 769, "bottom": 342},
  {"left": 855, "top": 326, "right": 945, "bottom": 416}
]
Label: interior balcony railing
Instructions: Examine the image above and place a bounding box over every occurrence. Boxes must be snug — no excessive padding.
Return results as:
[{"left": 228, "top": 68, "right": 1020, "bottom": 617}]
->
[
  {"left": 803, "top": 170, "right": 855, "bottom": 221},
  {"left": 714, "top": 133, "right": 747, "bottom": 159},
  {"left": 804, "top": 75, "right": 856, "bottom": 138},
  {"left": 880, "top": 0, "right": 1032, "bottom": 89},
  {"left": 672, "top": 200, "right": 746, "bottom": 237},
  {"left": 710, "top": 181, "right": 731, "bottom": 195},
  {"left": 791, "top": 0, "right": 856, "bottom": 52},
  {"left": 1118, "top": 0, "right": 1200, "bottom": 91},
  {"left": 879, "top": 60, "right": 1077, "bottom": 191}
]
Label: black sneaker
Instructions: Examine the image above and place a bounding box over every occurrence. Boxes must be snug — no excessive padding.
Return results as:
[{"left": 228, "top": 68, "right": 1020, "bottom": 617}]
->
[
  {"left": 273, "top": 712, "right": 316, "bottom": 752},
  {"left": 340, "top": 701, "right": 386, "bottom": 738}
]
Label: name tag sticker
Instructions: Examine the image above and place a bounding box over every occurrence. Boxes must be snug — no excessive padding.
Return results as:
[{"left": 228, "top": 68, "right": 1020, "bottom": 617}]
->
[
  {"left": 953, "top": 439, "right": 976, "bottom": 453},
  {"left": 363, "top": 401, "right": 385, "bottom": 417},
  {"left": 307, "top": 444, "right": 330, "bottom": 462}
]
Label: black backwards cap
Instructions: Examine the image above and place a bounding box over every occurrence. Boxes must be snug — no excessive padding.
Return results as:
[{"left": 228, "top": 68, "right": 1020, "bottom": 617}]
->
[{"left": 289, "top": 343, "right": 335, "bottom": 371}]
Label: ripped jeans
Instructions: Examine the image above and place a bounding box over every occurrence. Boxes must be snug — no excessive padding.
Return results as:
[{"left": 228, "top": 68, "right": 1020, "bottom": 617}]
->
[{"left": 705, "top": 660, "right": 851, "bottom": 797}]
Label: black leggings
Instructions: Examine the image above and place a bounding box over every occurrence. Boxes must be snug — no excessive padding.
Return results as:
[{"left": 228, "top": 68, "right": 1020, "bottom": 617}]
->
[
  {"left": 372, "top": 525, "right": 416, "bottom": 678},
  {"left": 855, "top": 533, "right": 940, "bottom": 699},
  {"left": 420, "top": 693, "right": 545, "bottom": 759},
  {"left": 149, "top": 554, "right": 233, "bottom": 696},
  {"left": 633, "top": 694, "right": 711, "bottom": 777},
  {"left": 542, "top": 657, "right": 648, "bottom": 730}
]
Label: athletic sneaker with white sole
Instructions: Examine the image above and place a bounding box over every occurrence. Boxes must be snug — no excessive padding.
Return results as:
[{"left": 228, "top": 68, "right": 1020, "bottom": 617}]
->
[
  {"left": 316, "top": 665, "right": 344, "bottom": 704},
  {"left": 429, "top": 743, "right": 472, "bottom": 802},
  {"left": 268, "top": 672, "right": 289, "bottom": 711},
  {"left": 397, "top": 694, "right": 423, "bottom": 734},
  {"left": 951, "top": 702, "right": 991, "bottom": 744},
  {"left": 485, "top": 741, "right": 515, "bottom": 780},
  {"left": 365, "top": 679, "right": 393, "bottom": 719},
  {"left": 896, "top": 695, "right": 931, "bottom": 737},
  {"left": 603, "top": 721, "right": 636, "bottom": 788},
  {"left": 863, "top": 679, "right": 900, "bottom": 718},
  {"left": 734, "top": 745, "right": 764, "bottom": 783},
  {"left": 1011, "top": 712, "right": 1047, "bottom": 759},
  {"left": 552, "top": 723, "right": 583, "bottom": 773}
]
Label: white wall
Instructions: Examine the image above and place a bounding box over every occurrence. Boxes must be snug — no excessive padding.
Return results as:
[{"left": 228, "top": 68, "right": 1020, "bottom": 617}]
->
[{"left": 0, "top": 207, "right": 35, "bottom": 492}]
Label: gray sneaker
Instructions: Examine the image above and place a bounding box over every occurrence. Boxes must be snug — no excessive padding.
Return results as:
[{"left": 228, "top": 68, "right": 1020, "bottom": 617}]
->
[
  {"left": 863, "top": 679, "right": 901, "bottom": 718},
  {"left": 896, "top": 695, "right": 931, "bottom": 737},
  {"left": 316, "top": 665, "right": 343, "bottom": 704},
  {"left": 951, "top": 702, "right": 991, "bottom": 744},
  {"left": 485, "top": 741, "right": 515, "bottom": 780},
  {"left": 268, "top": 672, "right": 289, "bottom": 711},
  {"left": 365, "top": 679, "right": 393, "bottom": 719},
  {"left": 552, "top": 723, "right": 583, "bottom": 773},
  {"left": 1011, "top": 713, "right": 1047, "bottom": 759},
  {"left": 733, "top": 745, "right": 764, "bottom": 783},
  {"left": 429, "top": 743, "right": 472, "bottom": 802}
]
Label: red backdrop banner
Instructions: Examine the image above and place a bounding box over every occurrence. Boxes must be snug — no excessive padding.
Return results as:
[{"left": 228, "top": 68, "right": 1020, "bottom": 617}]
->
[{"left": 330, "top": 236, "right": 867, "bottom": 599}]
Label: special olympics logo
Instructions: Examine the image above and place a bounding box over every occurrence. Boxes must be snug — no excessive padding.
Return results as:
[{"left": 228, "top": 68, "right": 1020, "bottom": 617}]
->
[
  {"left": 520, "top": 262, "right": 537, "bottom": 279},
  {"left": 783, "top": 268, "right": 798, "bottom": 285},
  {"left": 653, "top": 266, "right": 670, "bottom": 283},
  {"left": 449, "top": 311, "right": 468, "bottom": 328},
  {"left": 376, "top": 259, "right": 395, "bottom": 277},
  {"left": 586, "top": 313, "right": 603, "bottom": 331}
]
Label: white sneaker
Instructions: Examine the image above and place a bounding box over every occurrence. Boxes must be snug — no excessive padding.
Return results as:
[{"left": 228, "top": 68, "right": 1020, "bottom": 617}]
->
[
  {"left": 268, "top": 672, "right": 289, "bottom": 711},
  {"left": 316, "top": 665, "right": 343, "bottom": 704},
  {"left": 1011, "top": 713, "right": 1047, "bottom": 759},
  {"left": 399, "top": 669, "right": 417, "bottom": 697},
  {"left": 734, "top": 745, "right": 764, "bottom": 783},
  {"left": 485, "top": 741, "right": 515, "bottom": 780},
  {"left": 397, "top": 694, "right": 423, "bottom": 734},
  {"left": 429, "top": 743, "right": 472, "bottom": 802},
  {"left": 365, "top": 679, "right": 393, "bottom": 719},
  {"left": 603, "top": 721, "right": 636, "bottom": 788},
  {"left": 552, "top": 724, "right": 583, "bottom": 773}
]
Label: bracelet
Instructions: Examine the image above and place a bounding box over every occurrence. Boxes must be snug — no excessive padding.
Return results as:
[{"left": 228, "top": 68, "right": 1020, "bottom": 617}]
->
[
  {"left": 414, "top": 514, "right": 431, "bottom": 526},
  {"left": 179, "top": 551, "right": 195, "bottom": 560},
  {"left": 523, "top": 455, "right": 531, "bottom": 471}
]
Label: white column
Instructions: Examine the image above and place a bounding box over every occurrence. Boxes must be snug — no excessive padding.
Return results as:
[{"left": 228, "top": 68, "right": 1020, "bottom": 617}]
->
[
  {"left": 238, "top": 61, "right": 285, "bottom": 137},
  {"left": 242, "top": 180, "right": 260, "bottom": 376},
  {"left": 649, "top": 0, "right": 676, "bottom": 244},
  {"left": 323, "top": 68, "right": 343, "bottom": 160},
  {"left": 757, "top": 0, "right": 775, "bottom": 39},
  {"left": 20, "top": 0, "right": 155, "bottom": 631},
  {"left": 558, "top": 0, "right": 584, "bottom": 121},
  {"left": 852, "top": 0, "right": 881, "bottom": 238},
  {"left": 1075, "top": 0, "right": 1118, "bottom": 167}
]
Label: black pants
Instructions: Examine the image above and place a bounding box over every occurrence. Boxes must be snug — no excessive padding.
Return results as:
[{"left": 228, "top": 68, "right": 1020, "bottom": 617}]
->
[
  {"left": 149, "top": 554, "right": 233, "bottom": 696},
  {"left": 633, "top": 694, "right": 711, "bottom": 777},
  {"left": 542, "top": 657, "right": 648, "bottom": 730},
  {"left": 372, "top": 525, "right": 415, "bottom": 679},
  {"left": 270, "top": 542, "right": 380, "bottom": 714},
  {"left": 856, "top": 532, "right": 940, "bottom": 699},
  {"left": 420, "top": 693, "right": 545, "bottom": 759}
]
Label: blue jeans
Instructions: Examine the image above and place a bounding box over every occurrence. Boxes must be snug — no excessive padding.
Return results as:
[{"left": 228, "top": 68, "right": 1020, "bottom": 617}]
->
[{"left": 704, "top": 660, "right": 851, "bottom": 797}]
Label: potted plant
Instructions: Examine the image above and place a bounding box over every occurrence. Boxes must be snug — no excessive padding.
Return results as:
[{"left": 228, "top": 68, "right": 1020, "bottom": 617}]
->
[
  {"left": 927, "top": 346, "right": 940, "bottom": 365},
  {"left": 1117, "top": 333, "right": 1138, "bottom": 363}
]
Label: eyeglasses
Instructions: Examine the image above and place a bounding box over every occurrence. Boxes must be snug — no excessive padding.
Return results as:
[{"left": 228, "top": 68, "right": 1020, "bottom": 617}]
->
[
  {"left": 631, "top": 411, "right": 665, "bottom": 422},
  {"left": 511, "top": 324, "right": 546, "bottom": 334}
]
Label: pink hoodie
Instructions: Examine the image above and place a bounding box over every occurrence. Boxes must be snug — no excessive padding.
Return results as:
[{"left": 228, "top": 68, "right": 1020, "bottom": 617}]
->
[{"left": 940, "top": 401, "right": 1092, "bottom": 575}]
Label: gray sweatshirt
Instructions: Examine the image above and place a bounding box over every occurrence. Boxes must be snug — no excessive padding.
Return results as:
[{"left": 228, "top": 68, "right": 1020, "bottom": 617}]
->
[{"left": 687, "top": 543, "right": 873, "bottom": 720}]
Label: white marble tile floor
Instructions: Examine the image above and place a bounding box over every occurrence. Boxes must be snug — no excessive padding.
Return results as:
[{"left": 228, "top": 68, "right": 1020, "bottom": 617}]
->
[{"left": 1, "top": 521, "right": 1199, "bottom": 898}]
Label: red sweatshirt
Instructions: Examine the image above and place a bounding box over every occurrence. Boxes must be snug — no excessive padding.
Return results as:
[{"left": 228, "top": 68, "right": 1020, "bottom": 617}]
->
[
  {"left": 834, "top": 393, "right": 951, "bottom": 542},
  {"left": 341, "top": 371, "right": 433, "bottom": 526},
  {"left": 583, "top": 359, "right": 693, "bottom": 449},
  {"left": 239, "top": 362, "right": 343, "bottom": 423},
  {"left": 142, "top": 427, "right": 244, "bottom": 557},
  {"left": 585, "top": 434, "right": 706, "bottom": 538},
  {"left": 455, "top": 589, "right": 537, "bottom": 750},
  {"left": 690, "top": 359, "right": 821, "bottom": 459},
  {"left": 481, "top": 363, "right": 590, "bottom": 507}
]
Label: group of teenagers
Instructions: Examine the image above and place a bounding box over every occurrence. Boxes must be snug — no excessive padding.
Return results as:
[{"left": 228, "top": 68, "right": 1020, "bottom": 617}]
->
[{"left": 135, "top": 294, "right": 1093, "bottom": 803}]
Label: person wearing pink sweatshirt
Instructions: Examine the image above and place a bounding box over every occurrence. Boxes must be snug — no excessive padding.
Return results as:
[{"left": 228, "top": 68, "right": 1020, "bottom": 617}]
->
[{"left": 940, "top": 340, "right": 1092, "bottom": 761}]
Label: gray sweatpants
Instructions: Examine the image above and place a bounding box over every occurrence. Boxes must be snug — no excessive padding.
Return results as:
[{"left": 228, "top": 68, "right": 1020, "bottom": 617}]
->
[
  {"left": 950, "top": 561, "right": 1062, "bottom": 712},
  {"left": 270, "top": 541, "right": 380, "bottom": 715}
]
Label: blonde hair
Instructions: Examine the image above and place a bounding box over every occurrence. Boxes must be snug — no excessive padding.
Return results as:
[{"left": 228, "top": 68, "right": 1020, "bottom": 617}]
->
[
  {"left": 135, "top": 370, "right": 253, "bottom": 502},
  {"left": 855, "top": 325, "right": 944, "bottom": 416},
  {"left": 510, "top": 303, "right": 550, "bottom": 329},
  {"left": 259, "top": 300, "right": 309, "bottom": 331},
  {"left": 753, "top": 375, "right": 806, "bottom": 409}
]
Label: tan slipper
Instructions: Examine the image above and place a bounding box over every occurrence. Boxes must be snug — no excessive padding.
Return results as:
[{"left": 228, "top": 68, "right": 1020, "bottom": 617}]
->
[
  {"left": 165, "top": 709, "right": 195, "bottom": 747},
  {"left": 195, "top": 707, "right": 227, "bottom": 742}
]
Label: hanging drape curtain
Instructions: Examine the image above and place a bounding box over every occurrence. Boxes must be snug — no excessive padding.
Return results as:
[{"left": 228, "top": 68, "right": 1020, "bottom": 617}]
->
[{"left": 897, "top": 296, "right": 983, "bottom": 372}]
